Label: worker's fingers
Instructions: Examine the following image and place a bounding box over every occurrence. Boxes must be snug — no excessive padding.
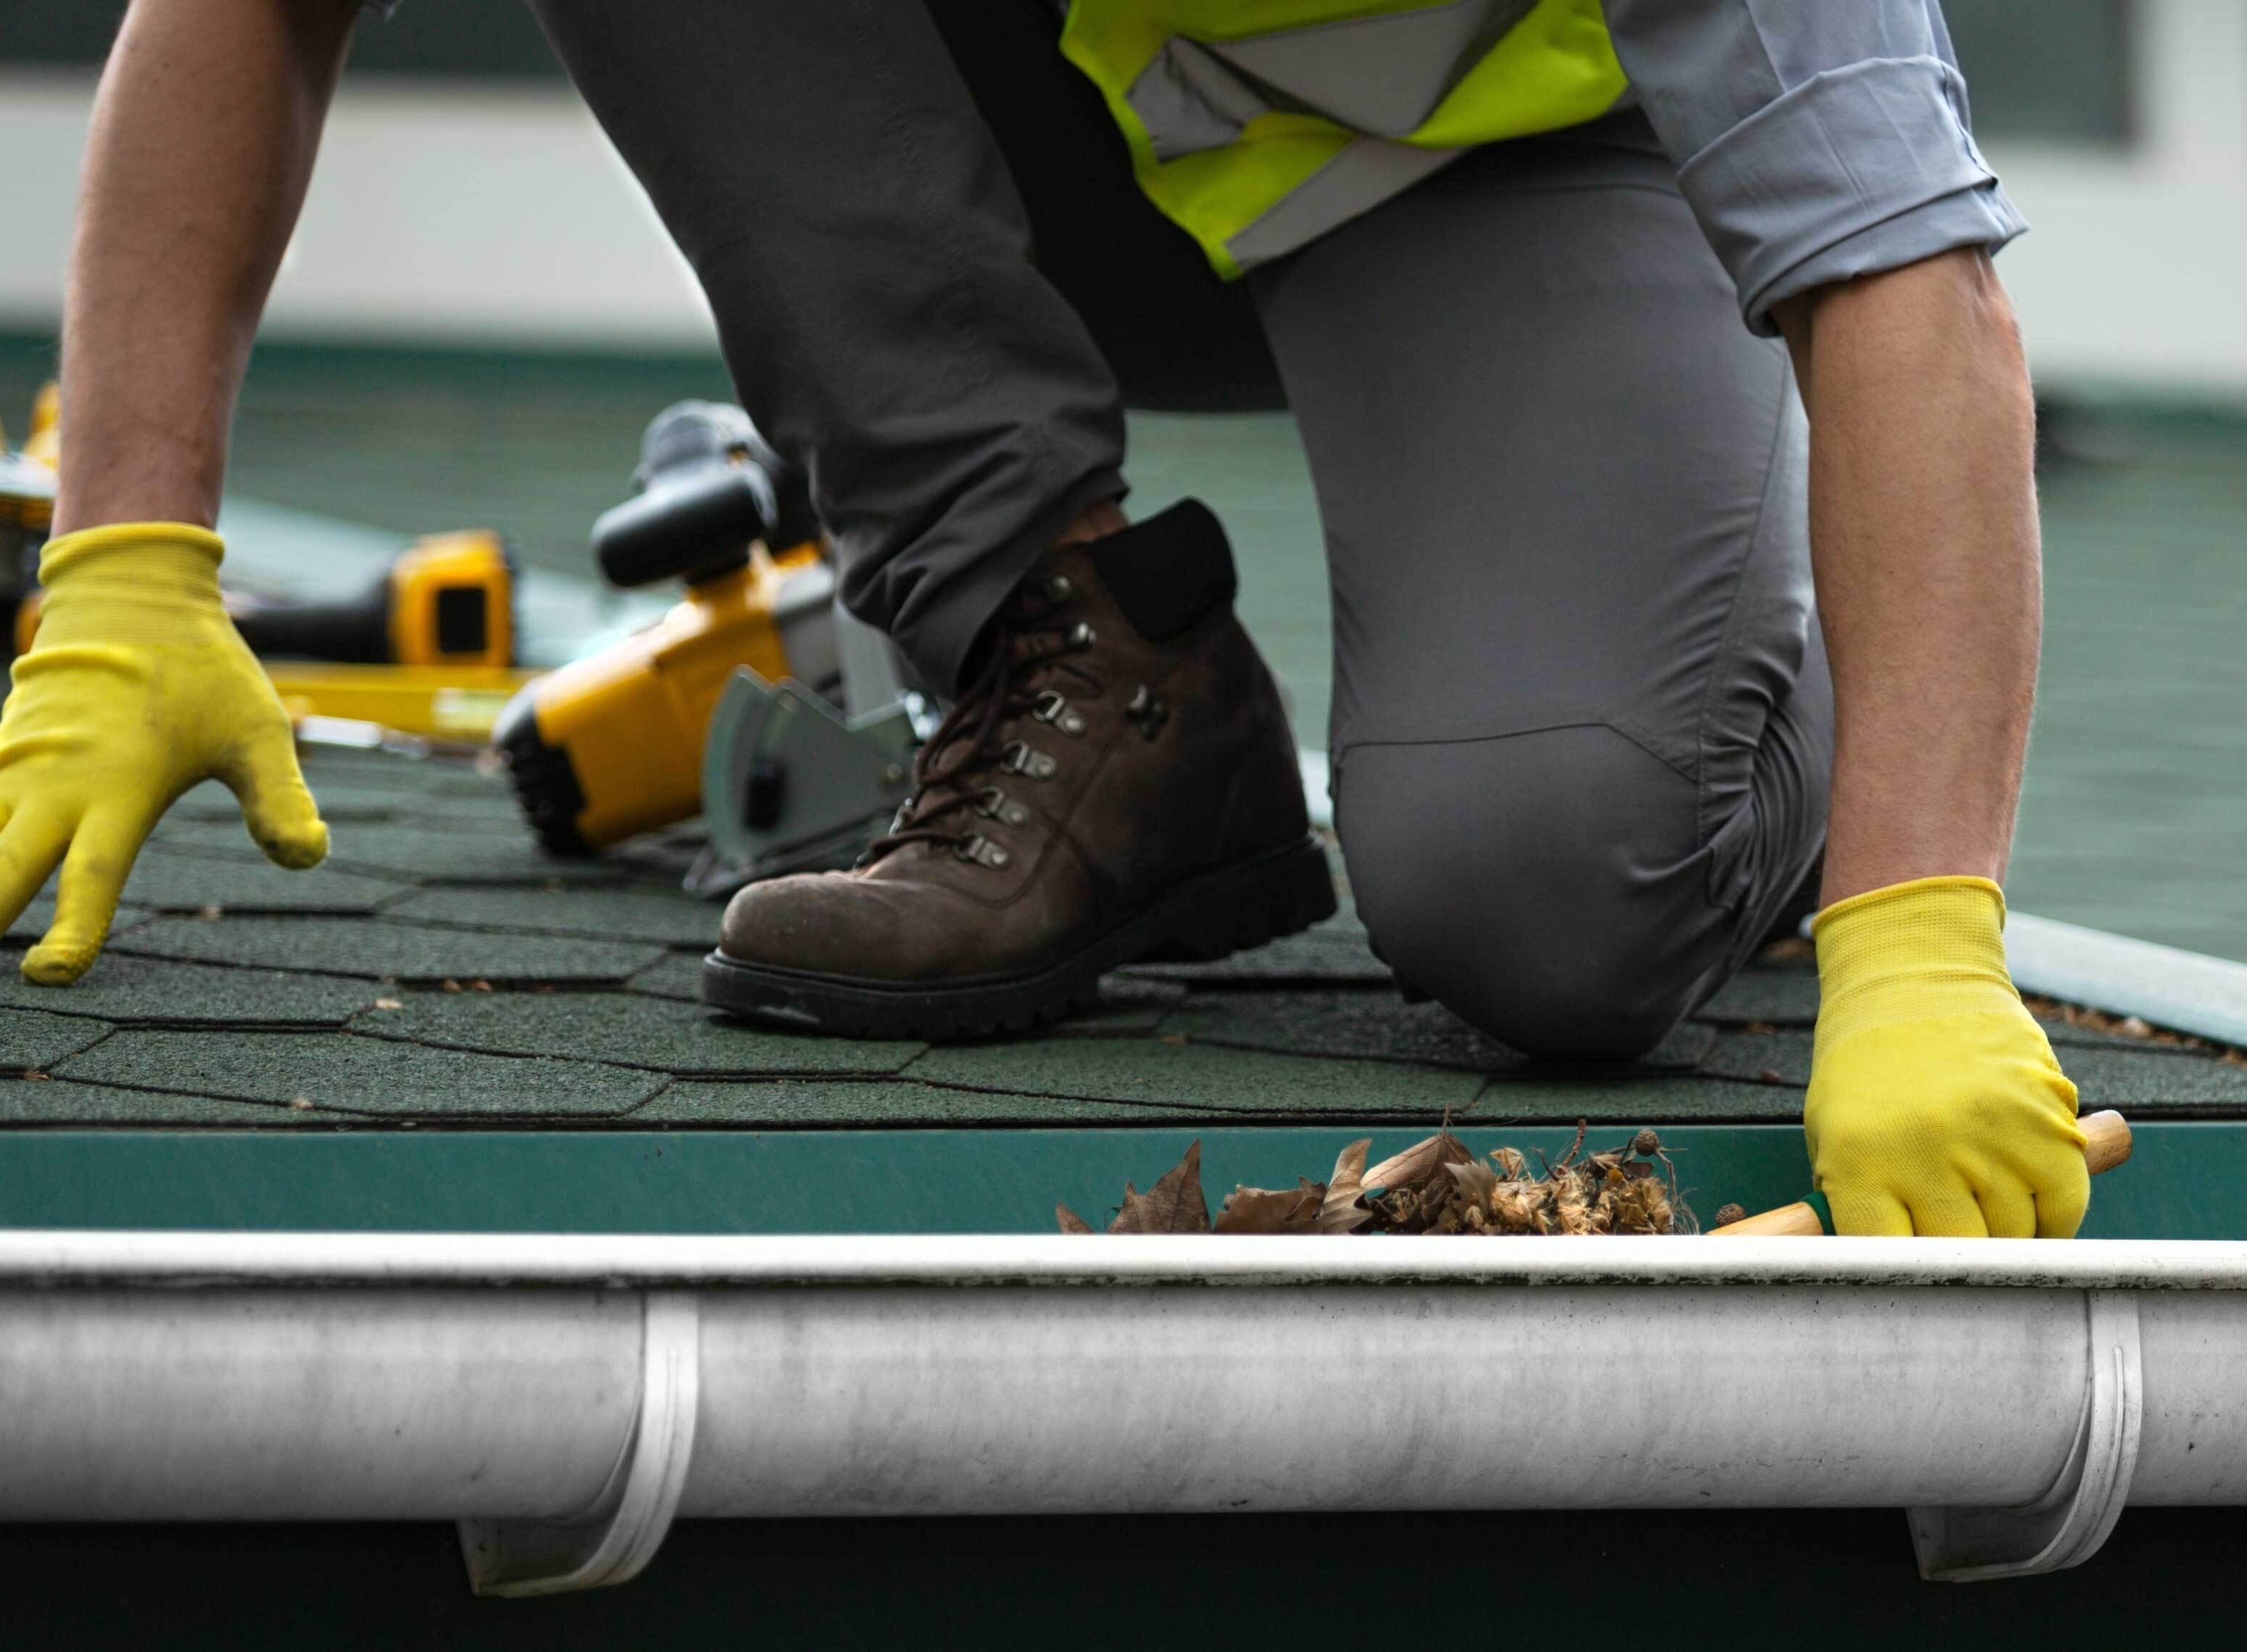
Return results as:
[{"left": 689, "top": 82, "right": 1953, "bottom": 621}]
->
[
  {"left": 1821, "top": 1182, "right": 1914, "bottom": 1237},
  {"left": 220, "top": 724, "right": 329, "bottom": 870},
  {"left": 22, "top": 808, "right": 146, "bottom": 986},
  {"left": 1900, "top": 1174, "right": 1991, "bottom": 1239},
  {"left": 0, "top": 803, "right": 77, "bottom": 977},
  {"left": 1966, "top": 1169, "right": 2040, "bottom": 1241},
  {"left": 2034, "top": 1159, "right": 2092, "bottom": 1239}
]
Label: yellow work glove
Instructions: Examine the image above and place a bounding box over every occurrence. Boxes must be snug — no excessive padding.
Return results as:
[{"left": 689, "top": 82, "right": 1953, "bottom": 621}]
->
[
  {"left": 0, "top": 523, "right": 327, "bottom": 984},
  {"left": 1805, "top": 875, "right": 2087, "bottom": 1238}
]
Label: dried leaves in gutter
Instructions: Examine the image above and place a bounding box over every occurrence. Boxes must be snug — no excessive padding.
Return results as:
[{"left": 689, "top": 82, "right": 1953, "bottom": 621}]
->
[
  {"left": 1058, "top": 1139, "right": 1210, "bottom": 1234},
  {"left": 1056, "top": 1124, "right": 1694, "bottom": 1236}
]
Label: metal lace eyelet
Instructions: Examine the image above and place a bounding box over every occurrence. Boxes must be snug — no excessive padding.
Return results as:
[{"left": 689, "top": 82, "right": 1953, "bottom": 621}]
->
[
  {"left": 976, "top": 787, "right": 1030, "bottom": 827},
  {"left": 1032, "top": 689, "right": 1088, "bottom": 737},
  {"left": 1046, "top": 574, "right": 1073, "bottom": 601},
  {"left": 1125, "top": 684, "right": 1169, "bottom": 741},
  {"left": 1066, "top": 621, "right": 1095, "bottom": 649},
  {"left": 1001, "top": 740, "right": 1058, "bottom": 780},
  {"left": 955, "top": 834, "right": 1011, "bottom": 869}
]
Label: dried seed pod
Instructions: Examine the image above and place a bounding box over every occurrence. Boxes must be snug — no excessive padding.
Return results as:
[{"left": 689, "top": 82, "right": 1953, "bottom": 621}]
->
[
  {"left": 1551, "top": 1174, "right": 1594, "bottom": 1236},
  {"left": 1632, "top": 1129, "right": 1661, "bottom": 1157},
  {"left": 1713, "top": 1203, "right": 1748, "bottom": 1228},
  {"left": 1609, "top": 1177, "right": 1672, "bottom": 1235}
]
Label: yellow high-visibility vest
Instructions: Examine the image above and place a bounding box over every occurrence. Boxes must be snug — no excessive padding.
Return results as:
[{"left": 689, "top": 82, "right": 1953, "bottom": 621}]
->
[{"left": 1063, "top": 0, "right": 1627, "bottom": 277}]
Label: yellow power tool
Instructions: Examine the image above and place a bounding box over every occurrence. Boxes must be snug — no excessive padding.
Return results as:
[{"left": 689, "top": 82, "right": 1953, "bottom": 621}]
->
[
  {"left": 494, "top": 401, "right": 846, "bottom": 855},
  {"left": 228, "top": 529, "right": 517, "bottom": 669}
]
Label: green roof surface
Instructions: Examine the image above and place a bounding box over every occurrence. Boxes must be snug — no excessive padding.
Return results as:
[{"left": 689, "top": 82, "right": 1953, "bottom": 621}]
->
[{"left": 1, "top": 741, "right": 2241, "bottom": 1135}]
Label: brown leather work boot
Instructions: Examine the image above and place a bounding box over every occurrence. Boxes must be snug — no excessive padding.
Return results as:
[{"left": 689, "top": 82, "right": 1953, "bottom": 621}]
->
[{"left": 702, "top": 499, "right": 1334, "bottom": 1037}]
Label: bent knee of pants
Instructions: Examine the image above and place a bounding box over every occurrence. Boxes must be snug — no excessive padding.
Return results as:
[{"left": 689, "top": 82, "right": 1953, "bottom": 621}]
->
[{"left": 1339, "top": 725, "right": 1730, "bottom": 1061}]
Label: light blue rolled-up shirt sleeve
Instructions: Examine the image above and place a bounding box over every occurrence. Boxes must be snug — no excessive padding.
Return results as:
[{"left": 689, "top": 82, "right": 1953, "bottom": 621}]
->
[{"left": 1602, "top": 0, "right": 2027, "bottom": 334}]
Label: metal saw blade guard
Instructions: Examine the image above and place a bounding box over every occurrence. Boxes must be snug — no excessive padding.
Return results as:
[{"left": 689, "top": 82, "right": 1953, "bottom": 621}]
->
[{"left": 689, "top": 668, "right": 916, "bottom": 898}]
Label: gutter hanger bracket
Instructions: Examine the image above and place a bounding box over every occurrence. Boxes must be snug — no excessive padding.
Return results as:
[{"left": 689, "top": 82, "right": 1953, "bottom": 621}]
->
[
  {"left": 1908, "top": 1289, "right": 2143, "bottom": 1581},
  {"left": 459, "top": 1291, "right": 701, "bottom": 1597}
]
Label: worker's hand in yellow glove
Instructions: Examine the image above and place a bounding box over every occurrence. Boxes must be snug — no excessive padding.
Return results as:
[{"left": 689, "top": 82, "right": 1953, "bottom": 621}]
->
[
  {"left": 0, "top": 522, "right": 327, "bottom": 985},
  {"left": 1805, "top": 875, "right": 2087, "bottom": 1238}
]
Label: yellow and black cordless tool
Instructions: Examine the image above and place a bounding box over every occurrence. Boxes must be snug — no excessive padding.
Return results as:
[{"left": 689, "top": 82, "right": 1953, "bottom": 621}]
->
[
  {"left": 227, "top": 529, "right": 517, "bottom": 670},
  {"left": 494, "top": 401, "right": 844, "bottom": 855},
  {"left": 231, "top": 529, "right": 530, "bottom": 741}
]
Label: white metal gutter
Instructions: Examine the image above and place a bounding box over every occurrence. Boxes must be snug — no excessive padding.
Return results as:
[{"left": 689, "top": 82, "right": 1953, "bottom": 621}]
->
[{"left": 6, "top": 1232, "right": 2247, "bottom": 1594}]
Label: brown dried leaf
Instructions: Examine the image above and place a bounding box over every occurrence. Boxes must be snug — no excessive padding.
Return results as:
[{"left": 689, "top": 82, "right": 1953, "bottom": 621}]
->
[
  {"left": 1055, "top": 1203, "right": 1094, "bottom": 1235},
  {"left": 1363, "top": 1130, "right": 1470, "bottom": 1199},
  {"left": 1318, "top": 1138, "right": 1373, "bottom": 1234},
  {"left": 1108, "top": 1139, "right": 1210, "bottom": 1233},
  {"left": 1213, "top": 1179, "right": 1326, "bottom": 1234}
]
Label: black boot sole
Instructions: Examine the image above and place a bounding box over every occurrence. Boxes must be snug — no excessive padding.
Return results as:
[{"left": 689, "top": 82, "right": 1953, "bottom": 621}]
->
[{"left": 700, "top": 834, "right": 1338, "bottom": 1041}]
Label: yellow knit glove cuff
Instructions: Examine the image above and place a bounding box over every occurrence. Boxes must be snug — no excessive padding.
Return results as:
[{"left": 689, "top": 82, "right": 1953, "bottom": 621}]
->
[
  {"left": 1813, "top": 875, "right": 2014, "bottom": 1050},
  {"left": 35, "top": 522, "right": 228, "bottom": 648}
]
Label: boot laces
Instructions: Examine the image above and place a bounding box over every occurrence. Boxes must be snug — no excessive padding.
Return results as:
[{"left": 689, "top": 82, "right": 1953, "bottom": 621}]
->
[{"left": 862, "top": 576, "right": 1099, "bottom": 866}]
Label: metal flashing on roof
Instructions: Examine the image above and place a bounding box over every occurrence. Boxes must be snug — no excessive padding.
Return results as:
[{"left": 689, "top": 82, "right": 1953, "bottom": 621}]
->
[{"left": 2009, "top": 912, "right": 2247, "bottom": 1048}]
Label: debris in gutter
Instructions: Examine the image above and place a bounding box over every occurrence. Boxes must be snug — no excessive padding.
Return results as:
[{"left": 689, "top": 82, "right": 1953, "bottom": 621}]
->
[
  {"left": 2024, "top": 993, "right": 2246, "bottom": 1063},
  {"left": 1057, "top": 1122, "right": 1696, "bottom": 1236}
]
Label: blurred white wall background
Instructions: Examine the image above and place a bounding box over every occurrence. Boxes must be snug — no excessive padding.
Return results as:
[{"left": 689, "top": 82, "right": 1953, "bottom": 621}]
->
[{"left": 1, "top": 0, "right": 2243, "bottom": 396}]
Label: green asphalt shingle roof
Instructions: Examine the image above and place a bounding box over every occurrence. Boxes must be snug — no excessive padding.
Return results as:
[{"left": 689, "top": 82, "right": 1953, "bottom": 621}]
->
[{"left": 1, "top": 742, "right": 2243, "bottom": 1133}]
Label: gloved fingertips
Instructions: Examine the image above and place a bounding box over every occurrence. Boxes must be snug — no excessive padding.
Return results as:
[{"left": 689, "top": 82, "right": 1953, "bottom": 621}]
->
[
  {"left": 2036, "top": 1174, "right": 2092, "bottom": 1240},
  {"left": 1826, "top": 1188, "right": 1914, "bottom": 1238},
  {"left": 1903, "top": 1189, "right": 1991, "bottom": 1239},
  {"left": 0, "top": 811, "right": 71, "bottom": 939},
  {"left": 1973, "top": 1179, "right": 2040, "bottom": 1241},
  {"left": 227, "top": 741, "right": 329, "bottom": 870},
  {"left": 22, "top": 938, "right": 99, "bottom": 987},
  {"left": 255, "top": 811, "right": 330, "bottom": 871},
  {"left": 34, "top": 822, "right": 144, "bottom": 988}
]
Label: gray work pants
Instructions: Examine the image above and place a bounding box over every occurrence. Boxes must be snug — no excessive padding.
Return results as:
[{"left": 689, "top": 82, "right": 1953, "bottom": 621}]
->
[
  {"left": 526, "top": 0, "right": 1840, "bottom": 1057},
  {"left": 1251, "top": 122, "right": 1829, "bottom": 1055}
]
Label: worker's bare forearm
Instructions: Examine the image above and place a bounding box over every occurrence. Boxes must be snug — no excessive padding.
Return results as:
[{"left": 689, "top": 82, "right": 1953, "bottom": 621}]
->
[
  {"left": 55, "top": 0, "right": 357, "bottom": 537},
  {"left": 1774, "top": 249, "right": 2041, "bottom": 908}
]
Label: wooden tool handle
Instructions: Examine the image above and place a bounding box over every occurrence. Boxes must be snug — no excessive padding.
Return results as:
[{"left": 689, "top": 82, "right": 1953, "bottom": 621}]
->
[{"left": 1708, "top": 1109, "right": 2132, "bottom": 1237}]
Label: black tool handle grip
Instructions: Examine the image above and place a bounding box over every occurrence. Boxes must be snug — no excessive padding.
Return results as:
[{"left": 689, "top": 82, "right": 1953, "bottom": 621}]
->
[
  {"left": 592, "top": 463, "right": 774, "bottom": 589},
  {"left": 231, "top": 573, "right": 392, "bottom": 662}
]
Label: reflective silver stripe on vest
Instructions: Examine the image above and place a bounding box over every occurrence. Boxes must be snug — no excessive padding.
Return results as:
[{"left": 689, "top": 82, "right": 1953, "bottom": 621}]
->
[
  {"left": 1222, "top": 135, "right": 1463, "bottom": 269},
  {"left": 1118, "top": 0, "right": 1542, "bottom": 265},
  {"left": 1214, "top": 0, "right": 1537, "bottom": 137},
  {"left": 1129, "top": 39, "right": 1272, "bottom": 161},
  {"left": 1122, "top": 0, "right": 1540, "bottom": 156}
]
